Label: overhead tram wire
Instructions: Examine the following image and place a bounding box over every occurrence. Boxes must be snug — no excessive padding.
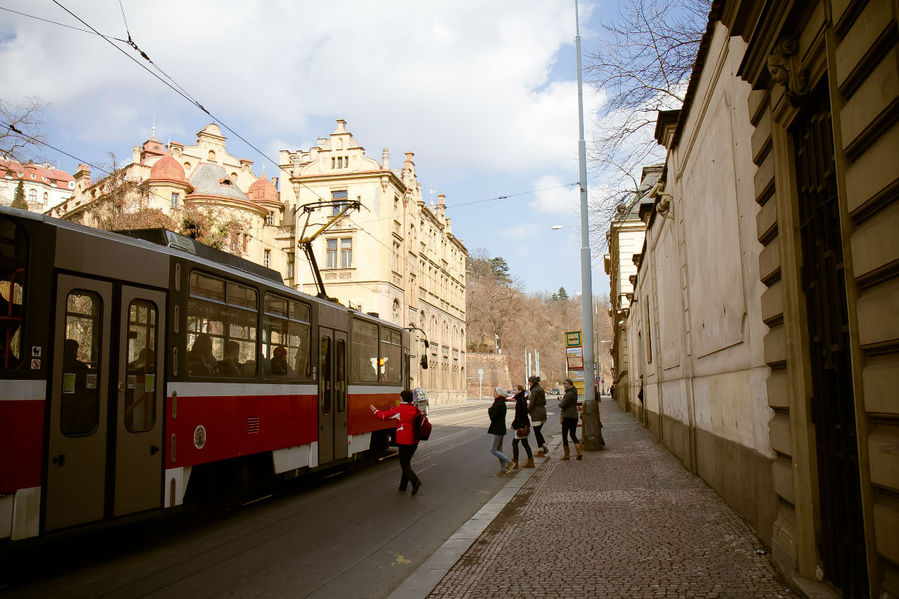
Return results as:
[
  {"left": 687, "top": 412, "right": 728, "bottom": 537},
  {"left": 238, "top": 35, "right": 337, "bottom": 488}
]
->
[
  {"left": 0, "top": 5, "right": 129, "bottom": 42},
  {"left": 48, "top": 0, "right": 328, "bottom": 205}
]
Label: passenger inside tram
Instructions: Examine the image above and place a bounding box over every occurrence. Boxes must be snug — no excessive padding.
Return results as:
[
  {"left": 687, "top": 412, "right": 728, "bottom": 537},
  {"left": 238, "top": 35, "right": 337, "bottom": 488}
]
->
[
  {"left": 61, "top": 338, "right": 96, "bottom": 435},
  {"left": 218, "top": 340, "right": 241, "bottom": 376},
  {"left": 187, "top": 333, "right": 218, "bottom": 376},
  {"left": 270, "top": 345, "right": 293, "bottom": 377}
]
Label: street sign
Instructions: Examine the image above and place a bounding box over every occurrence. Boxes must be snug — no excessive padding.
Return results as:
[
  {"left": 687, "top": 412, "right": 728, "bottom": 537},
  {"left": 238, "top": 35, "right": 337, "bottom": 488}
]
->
[{"left": 565, "top": 331, "right": 582, "bottom": 347}]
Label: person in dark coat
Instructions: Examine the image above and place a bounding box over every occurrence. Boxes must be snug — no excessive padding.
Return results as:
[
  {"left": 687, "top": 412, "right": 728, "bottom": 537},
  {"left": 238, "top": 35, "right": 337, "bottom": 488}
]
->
[
  {"left": 527, "top": 375, "right": 548, "bottom": 456},
  {"left": 510, "top": 385, "right": 535, "bottom": 469},
  {"left": 559, "top": 378, "right": 583, "bottom": 460},
  {"left": 488, "top": 386, "right": 513, "bottom": 476},
  {"left": 371, "top": 389, "right": 422, "bottom": 495}
]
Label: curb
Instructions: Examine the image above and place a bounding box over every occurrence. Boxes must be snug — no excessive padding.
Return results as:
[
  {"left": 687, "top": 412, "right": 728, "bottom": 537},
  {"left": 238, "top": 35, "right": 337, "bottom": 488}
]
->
[{"left": 386, "top": 438, "right": 561, "bottom": 599}]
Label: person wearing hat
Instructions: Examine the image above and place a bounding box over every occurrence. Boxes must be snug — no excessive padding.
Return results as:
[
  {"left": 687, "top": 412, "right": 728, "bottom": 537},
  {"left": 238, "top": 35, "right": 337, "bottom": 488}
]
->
[
  {"left": 488, "top": 386, "right": 513, "bottom": 476},
  {"left": 371, "top": 389, "right": 422, "bottom": 495},
  {"left": 527, "top": 375, "right": 549, "bottom": 456},
  {"left": 559, "top": 378, "right": 583, "bottom": 460}
]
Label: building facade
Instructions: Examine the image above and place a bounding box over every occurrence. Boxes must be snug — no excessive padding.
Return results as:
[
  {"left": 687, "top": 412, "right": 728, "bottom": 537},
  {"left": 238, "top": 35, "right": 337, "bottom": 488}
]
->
[
  {"left": 278, "top": 120, "right": 467, "bottom": 400},
  {"left": 1, "top": 159, "right": 74, "bottom": 211},
  {"left": 604, "top": 165, "right": 660, "bottom": 416},
  {"left": 610, "top": 2, "right": 899, "bottom": 597}
]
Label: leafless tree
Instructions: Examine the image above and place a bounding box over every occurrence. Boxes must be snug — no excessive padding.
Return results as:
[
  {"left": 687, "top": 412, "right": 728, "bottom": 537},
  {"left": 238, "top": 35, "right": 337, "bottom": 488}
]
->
[
  {"left": 0, "top": 98, "right": 46, "bottom": 164},
  {"left": 585, "top": 0, "right": 710, "bottom": 225}
]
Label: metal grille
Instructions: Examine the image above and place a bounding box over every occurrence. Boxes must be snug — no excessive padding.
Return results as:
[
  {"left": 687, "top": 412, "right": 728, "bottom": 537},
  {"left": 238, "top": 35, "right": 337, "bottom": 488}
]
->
[
  {"left": 246, "top": 416, "right": 261, "bottom": 435},
  {"left": 792, "top": 79, "right": 868, "bottom": 598}
]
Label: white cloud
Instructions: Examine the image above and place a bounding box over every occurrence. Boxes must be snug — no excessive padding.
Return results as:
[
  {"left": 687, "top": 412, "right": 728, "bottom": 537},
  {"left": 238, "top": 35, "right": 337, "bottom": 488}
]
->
[
  {"left": 0, "top": 0, "right": 601, "bottom": 176},
  {"left": 528, "top": 174, "right": 581, "bottom": 215}
]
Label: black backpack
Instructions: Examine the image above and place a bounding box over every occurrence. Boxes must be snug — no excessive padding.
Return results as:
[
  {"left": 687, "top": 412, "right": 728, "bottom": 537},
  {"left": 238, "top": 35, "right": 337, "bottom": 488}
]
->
[{"left": 414, "top": 409, "right": 432, "bottom": 441}]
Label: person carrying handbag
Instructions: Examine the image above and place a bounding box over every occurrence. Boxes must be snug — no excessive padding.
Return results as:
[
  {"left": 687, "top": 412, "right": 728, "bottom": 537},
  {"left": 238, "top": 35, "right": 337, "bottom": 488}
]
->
[
  {"left": 510, "top": 385, "right": 535, "bottom": 469},
  {"left": 527, "top": 375, "right": 548, "bottom": 456}
]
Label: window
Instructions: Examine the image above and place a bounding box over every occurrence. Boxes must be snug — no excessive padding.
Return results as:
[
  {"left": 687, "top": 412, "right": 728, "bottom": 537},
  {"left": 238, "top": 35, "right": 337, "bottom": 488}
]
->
[
  {"left": 61, "top": 291, "right": 102, "bottom": 436},
  {"left": 331, "top": 157, "right": 335, "bottom": 169},
  {"left": 28, "top": 189, "right": 36, "bottom": 203},
  {"left": 351, "top": 319, "right": 379, "bottom": 382},
  {"left": 326, "top": 238, "right": 338, "bottom": 268},
  {"left": 392, "top": 299, "right": 400, "bottom": 324},
  {"left": 331, "top": 190, "right": 348, "bottom": 215},
  {"left": 337, "top": 156, "right": 343, "bottom": 168},
  {"left": 392, "top": 241, "right": 400, "bottom": 272},
  {"left": 266, "top": 212, "right": 273, "bottom": 225},
  {"left": 208, "top": 150, "right": 216, "bottom": 162},
  {"left": 380, "top": 327, "right": 401, "bottom": 383},
  {"left": 186, "top": 272, "right": 258, "bottom": 377},
  {"left": 42, "top": 192, "right": 48, "bottom": 205},
  {"left": 124, "top": 300, "right": 158, "bottom": 432},
  {"left": 0, "top": 216, "right": 27, "bottom": 370},
  {"left": 645, "top": 302, "right": 653, "bottom": 363},
  {"left": 340, "top": 238, "right": 352, "bottom": 268},
  {"left": 171, "top": 192, "right": 179, "bottom": 208},
  {"left": 263, "top": 249, "right": 271, "bottom": 268},
  {"left": 263, "top": 293, "right": 311, "bottom": 379}
]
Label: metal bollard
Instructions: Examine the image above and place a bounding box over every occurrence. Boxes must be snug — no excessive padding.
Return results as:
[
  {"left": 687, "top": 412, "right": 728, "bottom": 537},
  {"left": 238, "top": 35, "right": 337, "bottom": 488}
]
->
[{"left": 581, "top": 398, "right": 605, "bottom": 451}]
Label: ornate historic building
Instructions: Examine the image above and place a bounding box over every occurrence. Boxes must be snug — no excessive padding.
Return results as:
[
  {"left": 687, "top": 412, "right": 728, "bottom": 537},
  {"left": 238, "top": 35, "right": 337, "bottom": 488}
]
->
[
  {"left": 1, "top": 159, "right": 74, "bottom": 211},
  {"left": 279, "top": 120, "right": 467, "bottom": 400}
]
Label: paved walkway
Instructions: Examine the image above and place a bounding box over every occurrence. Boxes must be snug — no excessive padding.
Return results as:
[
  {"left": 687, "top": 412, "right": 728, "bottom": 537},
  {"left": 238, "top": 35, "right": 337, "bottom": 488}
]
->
[{"left": 394, "top": 399, "right": 795, "bottom": 599}]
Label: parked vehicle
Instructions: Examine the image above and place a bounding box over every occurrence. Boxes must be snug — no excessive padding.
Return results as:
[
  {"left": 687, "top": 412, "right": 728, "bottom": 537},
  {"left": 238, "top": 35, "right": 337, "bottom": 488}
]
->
[
  {"left": 550, "top": 388, "right": 560, "bottom": 395},
  {"left": 413, "top": 387, "right": 430, "bottom": 415}
]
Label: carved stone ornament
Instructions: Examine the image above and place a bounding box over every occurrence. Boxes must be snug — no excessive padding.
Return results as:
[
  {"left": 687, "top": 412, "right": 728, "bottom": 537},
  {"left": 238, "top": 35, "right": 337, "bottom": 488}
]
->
[{"left": 767, "top": 37, "right": 809, "bottom": 105}]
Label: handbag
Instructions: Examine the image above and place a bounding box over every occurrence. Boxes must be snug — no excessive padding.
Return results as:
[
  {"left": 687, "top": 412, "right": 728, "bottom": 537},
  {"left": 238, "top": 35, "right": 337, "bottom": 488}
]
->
[{"left": 515, "top": 424, "right": 530, "bottom": 438}]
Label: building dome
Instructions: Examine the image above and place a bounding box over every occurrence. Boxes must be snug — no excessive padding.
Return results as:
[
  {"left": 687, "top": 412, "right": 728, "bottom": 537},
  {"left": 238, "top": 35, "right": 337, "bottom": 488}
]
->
[
  {"left": 149, "top": 152, "right": 189, "bottom": 183},
  {"left": 247, "top": 174, "right": 278, "bottom": 204}
]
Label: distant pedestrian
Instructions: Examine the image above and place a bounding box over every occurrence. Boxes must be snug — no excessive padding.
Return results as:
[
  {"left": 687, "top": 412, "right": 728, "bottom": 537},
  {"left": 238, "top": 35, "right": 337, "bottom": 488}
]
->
[
  {"left": 510, "top": 385, "right": 535, "bottom": 469},
  {"left": 488, "top": 386, "right": 513, "bottom": 476},
  {"left": 371, "top": 389, "right": 422, "bottom": 496},
  {"left": 559, "top": 378, "right": 583, "bottom": 460},
  {"left": 527, "top": 375, "right": 548, "bottom": 456}
]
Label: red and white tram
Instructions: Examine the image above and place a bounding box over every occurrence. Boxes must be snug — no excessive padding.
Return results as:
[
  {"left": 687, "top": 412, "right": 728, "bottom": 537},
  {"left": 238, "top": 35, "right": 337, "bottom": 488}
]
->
[{"left": 0, "top": 206, "right": 408, "bottom": 541}]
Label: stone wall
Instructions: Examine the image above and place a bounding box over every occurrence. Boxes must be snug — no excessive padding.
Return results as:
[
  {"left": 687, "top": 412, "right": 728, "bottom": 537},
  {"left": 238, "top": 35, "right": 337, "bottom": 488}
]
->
[{"left": 465, "top": 353, "right": 512, "bottom": 399}]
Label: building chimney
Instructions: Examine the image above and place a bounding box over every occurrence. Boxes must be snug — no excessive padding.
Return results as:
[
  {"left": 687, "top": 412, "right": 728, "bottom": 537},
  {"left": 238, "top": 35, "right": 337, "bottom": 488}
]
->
[
  {"left": 381, "top": 148, "right": 389, "bottom": 170},
  {"left": 437, "top": 194, "right": 446, "bottom": 221}
]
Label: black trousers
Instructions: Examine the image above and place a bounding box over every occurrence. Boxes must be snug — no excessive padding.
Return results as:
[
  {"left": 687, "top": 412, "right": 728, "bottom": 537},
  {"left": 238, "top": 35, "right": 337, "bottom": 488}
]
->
[
  {"left": 398, "top": 443, "right": 420, "bottom": 488},
  {"left": 512, "top": 437, "right": 533, "bottom": 461},
  {"left": 561, "top": 417, "right": 579, "bottom": 446},
  {"left": 533, "top": 423, "right": 546, "bottom": 447}
]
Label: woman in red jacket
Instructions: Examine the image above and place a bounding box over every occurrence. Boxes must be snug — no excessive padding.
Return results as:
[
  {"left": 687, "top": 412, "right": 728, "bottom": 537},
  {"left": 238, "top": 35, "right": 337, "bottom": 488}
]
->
[{"left": 371, "top": 389, "right": 422, "bottom": 496}]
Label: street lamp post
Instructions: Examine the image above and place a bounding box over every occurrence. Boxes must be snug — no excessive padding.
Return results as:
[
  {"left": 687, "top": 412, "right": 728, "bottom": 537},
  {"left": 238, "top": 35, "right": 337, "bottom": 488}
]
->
[{"left": 574, "top": 0, "right": 603, "bottom": 450}]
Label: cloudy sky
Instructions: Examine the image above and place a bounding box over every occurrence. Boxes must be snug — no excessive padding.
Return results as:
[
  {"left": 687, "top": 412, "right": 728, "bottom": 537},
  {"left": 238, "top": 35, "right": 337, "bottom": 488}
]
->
[{"left": 1, "top": 0, "right": 627, "bottom": 297}]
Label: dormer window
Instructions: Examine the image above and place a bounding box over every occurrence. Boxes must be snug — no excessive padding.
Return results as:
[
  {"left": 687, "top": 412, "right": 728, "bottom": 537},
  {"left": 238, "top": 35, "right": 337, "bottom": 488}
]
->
[{"left": 218, "top": 177, "right": 233, "bottom": 187}]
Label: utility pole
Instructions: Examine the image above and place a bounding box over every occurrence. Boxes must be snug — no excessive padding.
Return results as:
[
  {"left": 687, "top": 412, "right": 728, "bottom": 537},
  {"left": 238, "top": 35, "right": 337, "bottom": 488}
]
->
[{"left": 575, "top": 0, "right": 603, "bottom": 450}]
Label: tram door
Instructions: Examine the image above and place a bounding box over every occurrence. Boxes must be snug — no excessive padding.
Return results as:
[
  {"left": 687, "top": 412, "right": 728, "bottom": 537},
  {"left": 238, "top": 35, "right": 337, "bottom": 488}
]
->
[
  {"left": 317, "top": 327, "right": 348, "bottom": 464},
  {"left": 47, "top": 276, "right": 166, "bottom": 532},
  {"left": 113, "top": 287, "right": 165, "bottom": 516},
  {"left": 46, "top": 275, "right": 112, "bottom": 531}
]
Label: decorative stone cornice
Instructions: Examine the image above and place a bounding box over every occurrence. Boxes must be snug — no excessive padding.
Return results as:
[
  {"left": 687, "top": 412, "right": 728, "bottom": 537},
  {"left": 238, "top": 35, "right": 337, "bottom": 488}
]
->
[{"left": 767, "top": 37, "right": 808, "bottom": 106}]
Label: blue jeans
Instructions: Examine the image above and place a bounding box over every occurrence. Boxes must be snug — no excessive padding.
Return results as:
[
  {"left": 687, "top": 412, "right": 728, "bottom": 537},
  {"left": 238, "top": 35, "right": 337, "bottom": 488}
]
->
[{"left": 490, "top": 434, "right": 510, "bottom": 467}]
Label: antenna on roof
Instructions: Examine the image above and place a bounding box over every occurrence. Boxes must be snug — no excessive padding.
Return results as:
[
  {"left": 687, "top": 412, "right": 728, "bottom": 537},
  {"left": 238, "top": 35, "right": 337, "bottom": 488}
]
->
[{"left": 152, "top": 115, "right": 156, "bottom": 138}]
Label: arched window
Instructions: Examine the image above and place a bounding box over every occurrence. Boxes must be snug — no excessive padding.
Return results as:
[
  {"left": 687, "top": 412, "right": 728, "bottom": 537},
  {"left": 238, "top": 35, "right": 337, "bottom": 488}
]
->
[
  {"left": 392, "top": 299, "right": 400, "bottom": 324},
  {"left": 28, "top": 189, "right": 36, "bottom": 203},
  {"left": 42, "top": 192, "right": 49, "bottom": 205},
  {"left": 207, "top": 150, "right": 216, "bottom": 162}
]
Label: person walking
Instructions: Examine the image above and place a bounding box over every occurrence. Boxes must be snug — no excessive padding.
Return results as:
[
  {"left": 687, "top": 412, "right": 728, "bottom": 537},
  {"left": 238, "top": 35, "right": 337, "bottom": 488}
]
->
[
  {"left": 559, "top": 378, "right": 583, "bottom": 460},
  {"left": 370, "top": 389, "right": 422, "bottom": 495},
  {"left": 488, "top": 386, "right": 513, "bottom": 476},
  {"left": 510, "top": 385, "right": 535, "bottom": 469},
  {"left": 527, "top": 375, "right": 548, "bottom": 456}
]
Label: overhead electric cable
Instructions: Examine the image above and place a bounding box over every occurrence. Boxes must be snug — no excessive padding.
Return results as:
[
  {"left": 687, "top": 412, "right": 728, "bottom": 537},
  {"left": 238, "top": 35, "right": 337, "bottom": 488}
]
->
[{"left": 0, "top": 5, "right": 128, "bottom": 41}]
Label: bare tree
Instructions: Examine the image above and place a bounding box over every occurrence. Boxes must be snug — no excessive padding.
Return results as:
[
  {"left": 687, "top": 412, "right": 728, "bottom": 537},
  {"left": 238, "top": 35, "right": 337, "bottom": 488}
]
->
[
  {"left": 0, "top": 98, "right": 46, "bottom": 163},
  {"left": 585, "top": 0, "right": 710, "bottom": 224}
]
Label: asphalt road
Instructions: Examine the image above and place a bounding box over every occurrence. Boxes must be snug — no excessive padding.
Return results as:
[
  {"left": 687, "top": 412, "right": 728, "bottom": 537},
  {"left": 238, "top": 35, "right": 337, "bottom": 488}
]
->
[{"left": 0, "top": 398, "right": 562, "bottom": 599}]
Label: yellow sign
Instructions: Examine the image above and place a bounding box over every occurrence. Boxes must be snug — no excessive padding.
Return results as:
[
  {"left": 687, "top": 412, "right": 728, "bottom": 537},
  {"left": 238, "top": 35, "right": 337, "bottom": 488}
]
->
[{"left": 565, "top": 331, "right": 582, "bottom": 347}]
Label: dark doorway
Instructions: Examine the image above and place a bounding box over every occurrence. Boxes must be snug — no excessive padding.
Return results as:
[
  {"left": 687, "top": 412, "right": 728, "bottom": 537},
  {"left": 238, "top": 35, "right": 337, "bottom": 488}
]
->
[{"left": 791, "top": 77, "right": 867, "bottom": 597}]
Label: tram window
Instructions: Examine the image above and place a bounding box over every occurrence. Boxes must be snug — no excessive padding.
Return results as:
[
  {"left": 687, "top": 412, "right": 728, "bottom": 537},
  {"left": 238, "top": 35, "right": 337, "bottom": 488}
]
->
[
  {"left": 0, "top": 216, "right": 26, "bottom": 370},
  {"left": 320, "top": 335, "right": 332, "bottom": 414},
  {"left": 262, "top": 293, "right": 311, "bottom": 379},
  {"left": 186, "top": 272, "right": 257, "bottom": 377},
  {"left": 351, "top": 319, "right": 378, "bottom": 382},
  {"left": 125, "top": 300, "right": 157, "bottom": 433},
  {"left": 336, "top": 338, "right": 346, "bottom": 413},
  {"left": 61, "top": 291, "right": 101, "bottom": 436},
  {"left": 380, "top": 328, "right": 401, "bottom": 383}
]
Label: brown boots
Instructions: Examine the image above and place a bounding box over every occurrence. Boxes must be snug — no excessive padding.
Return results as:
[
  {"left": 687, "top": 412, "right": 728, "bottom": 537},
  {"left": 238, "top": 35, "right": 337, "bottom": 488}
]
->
[
  {"left": 574, "top": 443, "right": 583, "bottom": 460},
  {"left": 507, "top": 460, "right": 519, "bottom": 471},
  {"left": 523, "top": 458, "right": 535, "bottom": 468},
  {"left": 561, "top": 446, "right": 571, "bottom": 460}
]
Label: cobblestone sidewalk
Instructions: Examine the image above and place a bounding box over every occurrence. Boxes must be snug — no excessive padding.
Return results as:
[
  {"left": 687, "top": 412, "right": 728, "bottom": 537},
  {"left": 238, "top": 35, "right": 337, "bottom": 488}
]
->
[{"left": 426, "top": 401, "right": 794, "bottom": 599}]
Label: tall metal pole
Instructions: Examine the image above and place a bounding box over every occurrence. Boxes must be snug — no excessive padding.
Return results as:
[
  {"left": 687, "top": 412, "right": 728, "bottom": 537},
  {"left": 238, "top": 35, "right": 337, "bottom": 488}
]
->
[
  {"left": 575, "top": 0, "right": 595, "bottom": 407},
  {"left": 575, "top": 0, "right": 604, "bottom": 449}
]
